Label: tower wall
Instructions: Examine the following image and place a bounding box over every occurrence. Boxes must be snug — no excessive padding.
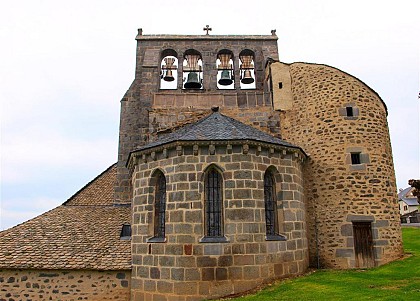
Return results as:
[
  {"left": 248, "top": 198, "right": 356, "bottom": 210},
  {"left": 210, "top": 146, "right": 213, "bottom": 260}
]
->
[
  {"left": 274, "top": 62, "right": 403, "bottom": 268},
  {"left": 115, "top": 33, "right": 279, "bottom": 204}
]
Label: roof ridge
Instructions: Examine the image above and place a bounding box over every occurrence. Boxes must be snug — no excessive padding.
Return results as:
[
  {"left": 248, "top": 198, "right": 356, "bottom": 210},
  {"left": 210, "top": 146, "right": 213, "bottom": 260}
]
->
[
  {"left": 63, "top": 163, "right": 116, "bottom": 206},
  {"left": 0, "top": 205, "right": 65, "bottom": 233}
]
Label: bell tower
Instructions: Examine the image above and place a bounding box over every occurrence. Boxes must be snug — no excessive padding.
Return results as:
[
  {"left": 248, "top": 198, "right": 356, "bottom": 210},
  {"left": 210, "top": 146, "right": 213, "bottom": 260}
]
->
[{"left": 114, "top": 29, "right": 280, "bottom": 204}]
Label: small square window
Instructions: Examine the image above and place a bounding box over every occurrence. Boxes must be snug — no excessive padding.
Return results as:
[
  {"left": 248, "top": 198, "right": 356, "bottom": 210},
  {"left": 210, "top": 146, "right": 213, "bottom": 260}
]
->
[
  {"left": 351, "top": 153, "right": 361, "bottom": 165},
  {"left": 120, "top": 224, "right": 131, "bottom": 240},
  {"left": 346, "top": 106, "right": 354, "bottom": 117}
]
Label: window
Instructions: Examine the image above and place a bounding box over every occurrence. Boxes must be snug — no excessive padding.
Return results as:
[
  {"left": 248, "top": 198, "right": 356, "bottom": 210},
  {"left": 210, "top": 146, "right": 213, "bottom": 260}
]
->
[
  {"left": 347, "top": 148, "right": 370, "bottom": 170},
  {"left": 183, "top": 49, "right": 203, "bottom": 90},
  {"left": 154, "top": 172, "right": 166, "bottom": 239},
  {"left": 120, "top": 223, "right": 131, "bottom": 240},
  {"left": 216, "top": 50, "right": 234, "bottom": 90},
  {"left": 160, "top": 49, "right": 178, "bottom": 90},
  {"left": 351, "top": 153, "right": 361, "bottom": 165},
  {"left": 239, "top": 49, "right": 256, "bottom": 89},
  {"left": 264, "top": 171, "right": 278, "bottom": 237},
  {"left": 339, "top": 104, "right": 359, "bottom": 118},
  {"left": 205, "top": 168, "right": 223, "bottom": 237}
]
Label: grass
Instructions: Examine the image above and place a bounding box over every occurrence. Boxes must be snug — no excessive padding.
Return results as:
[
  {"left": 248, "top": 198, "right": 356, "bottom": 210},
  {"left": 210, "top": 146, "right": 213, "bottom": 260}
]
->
[{"left": 223, "top": 228, "right": 420, "bottom": 301}]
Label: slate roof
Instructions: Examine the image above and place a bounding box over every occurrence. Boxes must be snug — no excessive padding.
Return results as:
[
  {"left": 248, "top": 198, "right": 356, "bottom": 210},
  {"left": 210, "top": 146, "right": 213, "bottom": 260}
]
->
[
  {"left": 398, "top": 187, "right": 420, "bottom": 206},
  {"left": 0, "top": 164, "right": 131, "bottom": 270},
  {"left": 135, "top": 110, "right": 304, "bottom": 153}
]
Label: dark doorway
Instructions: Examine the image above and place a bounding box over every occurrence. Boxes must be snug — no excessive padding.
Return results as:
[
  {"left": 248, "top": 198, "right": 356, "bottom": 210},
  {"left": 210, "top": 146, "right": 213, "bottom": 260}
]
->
[{"left": 353, "top": 222, "right": 375, "bottom": 268}]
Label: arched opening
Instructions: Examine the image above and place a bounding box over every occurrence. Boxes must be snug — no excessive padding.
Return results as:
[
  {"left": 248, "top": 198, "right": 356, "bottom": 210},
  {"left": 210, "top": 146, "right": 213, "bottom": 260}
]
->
[
  {"left": 264, "top": 170, "right": 278, "bottom": 236},
  {"left": 239, "top": 49, "right": 256, "bottom": 89},
  {"left": 204, "top": 166, "right": 223, "bottom": 237},
  {"left": 152, "top": 170, "right": 166, "bottom": 240},
  {"left": 183, "top": 49, "right": 203, "bottom": 90},
  {"left": 216, "top": 49, "right": 234, "bottom": 90},
  {"left": 160, "top": 49, "right": 178, "bottom": 90},
  {"left": 264, "top": 167, "right": 286, "bottom": 240}
]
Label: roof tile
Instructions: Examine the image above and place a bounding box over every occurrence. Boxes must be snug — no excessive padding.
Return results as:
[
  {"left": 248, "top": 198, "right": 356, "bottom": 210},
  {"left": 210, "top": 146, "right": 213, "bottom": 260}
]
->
[{"left": 0, "top": 165, "right": 131, "bottom": 270}]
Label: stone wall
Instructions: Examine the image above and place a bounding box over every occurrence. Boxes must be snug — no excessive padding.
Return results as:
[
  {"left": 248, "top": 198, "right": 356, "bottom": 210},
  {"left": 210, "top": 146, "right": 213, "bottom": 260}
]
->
[
  {"left": 148, "top": 106, "right": 281, "bottom": 141},
  {"left": 274, "top": 62, "right": 403, "bottom": 268},
  {"left": 0, "top": 269, "right": 130, "bottom": 301},
  {"left": 129, "top": 143, "right": 308, "bottom": 300}
]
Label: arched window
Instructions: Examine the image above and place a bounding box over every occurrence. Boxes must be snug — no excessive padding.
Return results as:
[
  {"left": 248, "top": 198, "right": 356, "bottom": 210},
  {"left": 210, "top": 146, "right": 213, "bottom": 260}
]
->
[
  {"left": 204, "top": 167, "right": 223, "bottom": 237},
  {"left": 216, "top": 49, "right": 234, "bottom": 90},
  {"left": 183, "top": 49, "right": 203, "bottom": 90},
  {"left": 264, "top": 170, "right": 278, "bottom": 237},
  {"left": 239, "top": 49, "right": 256, "bottom": 89},
  {"left": 160, "top": 49, "right": 178, "bottom": 90},
  {"left": 154, "top": 171, "right": 166, "bottom": 239}
]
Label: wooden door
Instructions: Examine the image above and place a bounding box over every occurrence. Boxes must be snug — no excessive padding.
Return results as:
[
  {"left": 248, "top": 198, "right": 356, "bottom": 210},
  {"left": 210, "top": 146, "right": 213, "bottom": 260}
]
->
[{"left": 353, "top": 222, "right": 375, "bottom": 268}]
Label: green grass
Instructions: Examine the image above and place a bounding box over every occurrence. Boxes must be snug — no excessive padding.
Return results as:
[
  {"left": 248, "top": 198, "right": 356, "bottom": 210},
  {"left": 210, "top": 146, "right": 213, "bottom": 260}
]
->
[{"left": 224, "top": 228, "right": 420, "bottom": 300}]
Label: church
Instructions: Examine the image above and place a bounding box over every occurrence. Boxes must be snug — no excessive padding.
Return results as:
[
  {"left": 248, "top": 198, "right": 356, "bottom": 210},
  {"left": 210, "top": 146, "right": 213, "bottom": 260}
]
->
[{"left": 0, "top": 28, "right": 403, "bottom": 300}]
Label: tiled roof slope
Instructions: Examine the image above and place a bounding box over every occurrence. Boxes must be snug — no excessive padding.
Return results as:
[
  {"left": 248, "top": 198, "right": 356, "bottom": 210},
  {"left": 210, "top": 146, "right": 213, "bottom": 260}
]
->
[
  {"left": 64, "top": 164, "right": 116, "bottom": 206},
  {"left": 0, "top": 164, "right": 131, "bottom": 270},
  {"left": 135, "top": 111, "right": 303, "bottom": 153}
]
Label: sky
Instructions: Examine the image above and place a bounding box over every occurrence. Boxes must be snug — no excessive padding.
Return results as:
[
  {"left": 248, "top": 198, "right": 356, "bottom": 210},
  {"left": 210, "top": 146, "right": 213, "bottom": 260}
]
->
[{"left": 0, "top": 0, "right": 419, "bottom": 230}]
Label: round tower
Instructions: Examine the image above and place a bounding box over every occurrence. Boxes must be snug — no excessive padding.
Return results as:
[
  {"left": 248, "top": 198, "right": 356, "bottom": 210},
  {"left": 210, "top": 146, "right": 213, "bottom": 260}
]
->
[{"left": 271, "top": 62, "right": 403, "bottom": 268}]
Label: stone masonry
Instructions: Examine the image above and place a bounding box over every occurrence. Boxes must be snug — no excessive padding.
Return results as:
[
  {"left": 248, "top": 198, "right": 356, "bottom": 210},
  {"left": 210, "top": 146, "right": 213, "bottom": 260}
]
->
[
  {"left": 115, "top": 33, "right": 279, "bottom": 204},
  {"left": 271, "top": 62, "right": 403, "bottom": 268},
  {"left": 0, "top": 269, "right": 130, "bottom": 301},
  {"left": 128, "top": 142, "right": 307, "bottom": 300}
]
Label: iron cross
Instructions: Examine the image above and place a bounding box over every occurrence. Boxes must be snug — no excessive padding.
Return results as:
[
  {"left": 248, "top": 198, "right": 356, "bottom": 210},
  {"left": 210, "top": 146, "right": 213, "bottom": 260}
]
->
[{"left": 203, "top": 25, "right": 212, "bottom": 35}]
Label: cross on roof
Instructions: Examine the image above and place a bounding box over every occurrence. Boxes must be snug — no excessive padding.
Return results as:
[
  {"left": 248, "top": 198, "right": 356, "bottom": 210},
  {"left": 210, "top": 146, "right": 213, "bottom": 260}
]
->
[{"left": 203, "top": 25, "right": 212, "bottom": 35}]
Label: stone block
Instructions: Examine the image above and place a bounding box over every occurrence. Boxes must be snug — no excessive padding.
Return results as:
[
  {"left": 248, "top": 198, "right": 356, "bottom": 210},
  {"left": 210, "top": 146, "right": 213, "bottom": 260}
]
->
[
  {"left": 144, "top": 280, "right": 157, "bottom": 292},
  {"left": 335, "top": 248, "right": 353, "bottom": 258},
  {"left": 173, "top": 282, "right": 198, "bottom": 295},
  {"left": 197, "top": 256, "right": 217, "bottom": 267},
  {"left": 204, "top": 244, "right": 223, "bottom": 255},
  {"left": 184, "top": 244, "right": 193, "bottom": 255},
  {"left": 218, "top": 256, "right": 233, "bottom": 267},
  {"left": 171, "top": 268, "right": 185, "bottom": 281},
  {"left": 150, "top": 267, "right": 161, "bottom": 279},
  {"left": 341, "top": 224, "right": 353, "bottom": 236},
  {"left": 243, "top": 266, "right": 260, "bottom": 279},
  {"left": 177, "top": 257, "right": 196, "bottom": 267},
  {"left": 216, "top": 268, "right": 228, "bottom": 280},
  {"left": 233, "top": 255, "right": 254, "bottom": 265},
  {"left": 201, "top": 268, "right": 215, "bottom": 281},
  {"left": 159, "top": 256, "right": 175, "bottom": 267},
  {"left": 374, "top": 220, "right": 389, "bottom": 227},
  {"left": 226, "top": 209, "right": 254, "bottom": 221},
  {"left": 185, "top": 268, "right": 201, "bottom": 281}
]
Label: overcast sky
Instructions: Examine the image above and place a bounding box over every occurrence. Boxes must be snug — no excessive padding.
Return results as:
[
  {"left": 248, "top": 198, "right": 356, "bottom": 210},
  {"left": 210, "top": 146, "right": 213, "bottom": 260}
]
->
[{"left": 1, "top": 0, "right": 419, "bottom": 230}]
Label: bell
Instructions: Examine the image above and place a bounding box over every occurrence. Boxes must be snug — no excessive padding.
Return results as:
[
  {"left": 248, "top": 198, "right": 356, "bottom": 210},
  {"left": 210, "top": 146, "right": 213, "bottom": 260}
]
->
[
  {"left": 163, "top": 69, "right": 175, "bottom": 82},
  {"left": 184, "top": 72, "right": 202, "bottom": 89},
  {"left": 218, "top": 70, "right": 233, "bottom": 86},
  {"left": 162, "top": 57, "right": 176, "bottom": 82},
  {"left": 241, "top": 70, "right": 254, "bottom": 84}
]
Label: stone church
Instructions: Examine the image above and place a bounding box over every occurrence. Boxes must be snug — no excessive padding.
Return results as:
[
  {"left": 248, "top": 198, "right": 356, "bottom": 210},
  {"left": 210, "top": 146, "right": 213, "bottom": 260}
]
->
[{"left": 0, "top": 29, "right": 403, "bottom": 300}]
